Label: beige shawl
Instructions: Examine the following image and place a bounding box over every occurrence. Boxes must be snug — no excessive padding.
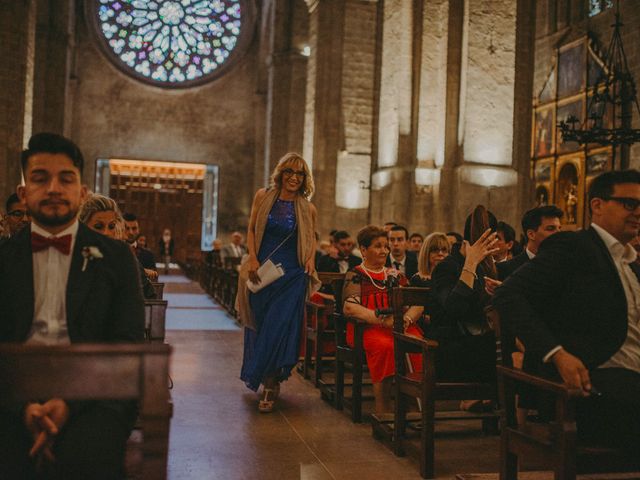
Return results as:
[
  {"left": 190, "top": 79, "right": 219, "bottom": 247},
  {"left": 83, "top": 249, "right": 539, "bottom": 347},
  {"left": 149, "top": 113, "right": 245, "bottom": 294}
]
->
[{"left": 236, "top": 188, "right": 320, "bottom": 329}]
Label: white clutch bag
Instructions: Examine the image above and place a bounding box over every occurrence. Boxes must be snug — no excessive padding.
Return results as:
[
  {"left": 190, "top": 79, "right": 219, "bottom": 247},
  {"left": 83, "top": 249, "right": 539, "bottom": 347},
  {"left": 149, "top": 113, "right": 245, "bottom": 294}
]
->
[{"left": 247, "top": 259, "right": 285, "bottom": 293}]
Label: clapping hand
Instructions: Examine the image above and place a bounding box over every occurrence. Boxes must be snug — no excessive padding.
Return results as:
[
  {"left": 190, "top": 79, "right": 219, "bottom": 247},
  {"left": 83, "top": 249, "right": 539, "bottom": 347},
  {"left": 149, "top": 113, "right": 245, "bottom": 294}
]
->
[
  {"left": 461, "top": 229, "right": 499, "bottom": 267},
  {"left": 484, "top": 277, "right": 502, "bottom": 296}
]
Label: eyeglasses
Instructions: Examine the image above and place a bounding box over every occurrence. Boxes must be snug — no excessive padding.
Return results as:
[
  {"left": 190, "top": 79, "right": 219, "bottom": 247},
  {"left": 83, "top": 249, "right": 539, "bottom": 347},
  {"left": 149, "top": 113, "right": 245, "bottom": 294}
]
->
[
  {"left": 429, "top": 247, "right": 449, "bottom": 254},
  {"left": 7, "top": 210, "right": 26, "bottom": 218},
  {"left": 605, "top": 196, "right": 640, "bottom": 211},
  {"left": 282, "top": 168, "right": 306, "bottom": 179}
]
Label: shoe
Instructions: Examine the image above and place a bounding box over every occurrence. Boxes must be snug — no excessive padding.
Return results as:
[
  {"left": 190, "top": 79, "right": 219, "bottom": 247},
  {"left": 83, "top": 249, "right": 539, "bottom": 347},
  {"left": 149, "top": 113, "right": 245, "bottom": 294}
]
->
[{"left": 259, "top": 388, "right": 277, "bottom": 413}]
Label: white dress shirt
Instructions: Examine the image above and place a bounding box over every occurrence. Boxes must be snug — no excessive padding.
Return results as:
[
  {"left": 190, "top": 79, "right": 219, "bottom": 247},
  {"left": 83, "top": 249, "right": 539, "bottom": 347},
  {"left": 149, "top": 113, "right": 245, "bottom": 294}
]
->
[
  {"left": 591, "top": 223, "right": 640, "bottom": 373},
  {"left": 26, "top": 221, "right": 78, "bottom": 345},
  {"left": 525, "top": 248, "right": 536, "bottom": 260}
]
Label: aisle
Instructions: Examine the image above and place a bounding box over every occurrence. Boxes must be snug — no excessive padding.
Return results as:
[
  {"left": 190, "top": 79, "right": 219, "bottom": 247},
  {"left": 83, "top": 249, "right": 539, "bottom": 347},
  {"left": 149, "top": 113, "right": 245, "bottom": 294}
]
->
[{"left": 163, "top": 273, "right": 499, "bottom": 480}]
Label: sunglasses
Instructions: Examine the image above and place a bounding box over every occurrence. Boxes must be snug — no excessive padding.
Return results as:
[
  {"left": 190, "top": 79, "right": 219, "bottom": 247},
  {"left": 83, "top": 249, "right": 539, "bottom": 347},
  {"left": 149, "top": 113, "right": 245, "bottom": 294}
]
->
[
  {"left": 605, "top": 196, "right": 640, "bottom": 211},
  {"left": 282, "top": 168, "right": 306, "bottom": 178}
]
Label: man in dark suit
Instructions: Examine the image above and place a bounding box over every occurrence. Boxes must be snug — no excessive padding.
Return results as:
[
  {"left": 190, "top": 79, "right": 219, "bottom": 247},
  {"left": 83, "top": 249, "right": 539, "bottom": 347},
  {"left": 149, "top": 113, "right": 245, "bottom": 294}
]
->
[
  {"left": 0, "top": 133, "right": 145, "bottom": 479},
  {"left": 317, "top": 230, "right": 361, "bottom": 273},
  {"left": 123, "top": 212, "right": 157, "bottom": 272},
  {"left": 497, "top": 205, "right": 563, "bottom": 280},
  {"left": 493, "top": 170, "right": 640, "bottom": 453},
  {"left": 386, "top": 225, "right": 418, "bottom": 278}
]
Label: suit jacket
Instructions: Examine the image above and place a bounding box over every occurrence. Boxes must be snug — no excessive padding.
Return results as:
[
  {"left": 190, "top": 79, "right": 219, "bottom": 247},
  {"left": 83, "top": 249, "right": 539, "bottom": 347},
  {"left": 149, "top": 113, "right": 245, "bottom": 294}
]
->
[
  {"left": 220, "top": 243, "right": 247, "bottom": 260},
  {"left": 497, "top": 251, "right": 529, "bottom": 281},
  {"left": 386, "top": 250, "right": 418, "bottom": 279},
  {"left": 136, "top": 246, "right": 157, "bottom": 271},
  {"left": 0, "top": 223, "right": 145, "bottom": 343},
  {"left": 492, "top": 227, "right": 629, "bottom": 369},
  {"left": 317, "top": 253, "right": 362, "bottom": 273}
]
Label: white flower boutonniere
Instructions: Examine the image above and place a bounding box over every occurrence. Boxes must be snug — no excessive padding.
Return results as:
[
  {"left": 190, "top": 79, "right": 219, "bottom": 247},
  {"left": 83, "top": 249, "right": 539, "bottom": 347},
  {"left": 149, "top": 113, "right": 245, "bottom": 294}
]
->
[{"left": 81, "top": 246, "right": 104, "bottom": 272}]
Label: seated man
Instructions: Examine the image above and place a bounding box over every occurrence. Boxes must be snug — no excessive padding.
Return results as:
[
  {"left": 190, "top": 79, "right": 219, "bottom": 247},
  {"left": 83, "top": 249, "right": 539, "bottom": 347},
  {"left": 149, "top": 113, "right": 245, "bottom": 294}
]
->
[
  {"left": 493, "top": 170, "right": 640, "bottom": 454},
  {"left": 386, "top": 225, "right": 418, "bottom": 278},
  {"left": 497, "top": 205, "right": 563, "bottom": 280},
  {"left": 3, "top": 193, "right": 30, "bottom": 239},
  {"left": 123, "top": 212, "right": 157, "bottom": 272},
  {"left": 0, "top": 133, "right": 144, "bottom": 479},
  {"left": 493, "top": 221, "right": 516, "bottom": 263},
  {"left": 220, "top": 231, "right": 247, "bottom": 268},
  {"left": 317, "top": 230, "right": 361, "bottom": 273}
]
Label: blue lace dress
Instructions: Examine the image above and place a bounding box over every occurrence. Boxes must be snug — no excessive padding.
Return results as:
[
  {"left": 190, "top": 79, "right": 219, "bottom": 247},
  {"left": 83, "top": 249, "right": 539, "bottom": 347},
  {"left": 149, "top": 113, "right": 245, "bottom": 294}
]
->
[{"left": 240, "top": 199, "right": 307, "bottom": 391}]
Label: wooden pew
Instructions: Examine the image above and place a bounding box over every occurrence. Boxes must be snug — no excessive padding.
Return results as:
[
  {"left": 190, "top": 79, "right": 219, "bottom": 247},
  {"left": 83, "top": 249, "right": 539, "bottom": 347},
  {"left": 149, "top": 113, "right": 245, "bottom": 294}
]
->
[
  {"left": 303, "top": 272, "right": 345, "bottom": 387},
  {"left": 144, "top": 299, "right": 169, "bottom": 343},
  {"left": 486, "top": 306, "right": 639, "bottom": 480},
  {"left": 375, "top": 287, "right": 498, "bottom": 479},
  {"left": 150, "top": 282, "right": 165, "bottom": 300},
  {"left": 0, "top": 343, "right": 173, "bottom": 480}
]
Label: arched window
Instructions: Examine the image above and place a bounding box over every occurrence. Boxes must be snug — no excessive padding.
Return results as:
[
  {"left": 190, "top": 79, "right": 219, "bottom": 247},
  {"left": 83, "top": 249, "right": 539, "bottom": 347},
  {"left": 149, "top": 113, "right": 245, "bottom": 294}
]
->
[{"left": 88, "top": 0, "right": 255, "bottom": 88}]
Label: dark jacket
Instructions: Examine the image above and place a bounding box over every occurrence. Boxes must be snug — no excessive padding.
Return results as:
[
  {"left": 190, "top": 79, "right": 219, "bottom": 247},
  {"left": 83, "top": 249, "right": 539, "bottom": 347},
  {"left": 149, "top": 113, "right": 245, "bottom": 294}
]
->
[
  {"left": 317, "top": 253, "right": 362, "bottom": 273},
  {"left": 492, "top": 227, "right": 629, "bottom": 369},
  {"left": 0, "top": 223, "right": 145, "bottom": 343},
  {"left": 430, "top": 246, "right": 494, "bottom": 340},
  {"left": 497, "top": 251, "right": 529, "bottom": 281},
  {"left": 136, "top": 246, "right": 157, "bottom": 271},
  {"left": 386, "top": 250, "right": 418, "bottom": 279}
]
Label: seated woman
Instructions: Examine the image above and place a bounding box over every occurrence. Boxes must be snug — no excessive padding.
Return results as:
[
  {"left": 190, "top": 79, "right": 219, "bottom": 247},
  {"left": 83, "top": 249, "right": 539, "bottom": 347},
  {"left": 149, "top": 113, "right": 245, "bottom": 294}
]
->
[
  {"left": 342, "top": 225, "right": 423, "bottom": 414},
  {"left": 79, "top": 194, "right": 157, "bottom": 299},
  {"left": 429, "top": 205, "right": 499, "bottom": 387}
]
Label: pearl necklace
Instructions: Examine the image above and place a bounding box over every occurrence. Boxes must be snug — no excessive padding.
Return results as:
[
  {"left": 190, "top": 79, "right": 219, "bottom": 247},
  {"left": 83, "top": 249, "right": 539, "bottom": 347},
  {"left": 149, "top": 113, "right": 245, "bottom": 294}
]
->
[{"left": 360, "top": 264, "right": 388, "bottom": 290}]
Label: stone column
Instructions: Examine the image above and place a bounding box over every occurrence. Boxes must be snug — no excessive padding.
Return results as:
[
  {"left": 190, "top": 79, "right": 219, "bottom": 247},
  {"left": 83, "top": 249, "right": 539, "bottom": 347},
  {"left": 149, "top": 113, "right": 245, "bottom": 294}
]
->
[
  {"left": 263, "top": 0, "right": 309, "bottom": 180},
  {"left": 31, "top": 0, "right": 74, "bottom": 136},
  {"left": 303, "top": 0, "right": 379, "bottom": 234},
  {"left": 0, "top": 0, "right": 35, "bottom": 202}
]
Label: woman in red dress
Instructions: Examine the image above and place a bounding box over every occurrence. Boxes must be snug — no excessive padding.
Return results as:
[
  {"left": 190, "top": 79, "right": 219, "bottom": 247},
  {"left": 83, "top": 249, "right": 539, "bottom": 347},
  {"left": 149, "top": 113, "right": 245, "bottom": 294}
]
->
[{"left": 342, "top": 225, "right": 424, "bottom": 414}]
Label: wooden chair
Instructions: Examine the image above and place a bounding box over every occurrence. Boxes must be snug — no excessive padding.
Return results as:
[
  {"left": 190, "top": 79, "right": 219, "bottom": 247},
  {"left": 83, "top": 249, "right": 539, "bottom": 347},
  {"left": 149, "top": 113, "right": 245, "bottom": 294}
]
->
[
  {"left": 151, "top": 282, "right": 165, "bottom": 300},
  {"left": 486, "top": 306, "right": 639, "bottom": 480},
  {"left": 0, "top": 343, "right": 173, "bottom": 479},
  {"left": 333, "top": 275, "right": 371, "bottom": 422},
  {"left": 144, "top": 299, "right": 169, "bottom": 342},
  {"left": 380, "top": 287, "right": 498, "bottom": 479},
  {"left": 303, "top": 272, "right": 345, "bottom": 387}
]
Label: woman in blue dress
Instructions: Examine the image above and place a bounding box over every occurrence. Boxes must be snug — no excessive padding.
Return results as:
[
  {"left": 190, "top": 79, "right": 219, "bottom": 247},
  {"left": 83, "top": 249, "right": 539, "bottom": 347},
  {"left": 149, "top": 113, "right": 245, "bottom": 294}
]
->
[{"left": 238, "top": 153, "right": 319, "bottom": 412}]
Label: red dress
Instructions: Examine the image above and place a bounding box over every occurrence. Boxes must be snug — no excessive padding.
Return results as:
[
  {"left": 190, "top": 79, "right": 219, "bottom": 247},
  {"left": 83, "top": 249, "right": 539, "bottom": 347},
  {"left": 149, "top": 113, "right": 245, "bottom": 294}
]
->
[{"left": 345, "top": 266, "right": 423, "bottom": 383}]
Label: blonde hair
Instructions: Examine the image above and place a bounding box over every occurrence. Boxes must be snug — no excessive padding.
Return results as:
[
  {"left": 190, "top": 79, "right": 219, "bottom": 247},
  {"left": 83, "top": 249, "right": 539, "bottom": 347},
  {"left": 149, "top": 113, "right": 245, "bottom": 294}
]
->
[
  {"left": 79, "top": 194, "right": 124, "bottom": 239},
  {"left": 417, "top": 232, "right": 450, "bottom": 277},
  {"left": 269, "top": 152, "right": 315, "bottom": 199}
]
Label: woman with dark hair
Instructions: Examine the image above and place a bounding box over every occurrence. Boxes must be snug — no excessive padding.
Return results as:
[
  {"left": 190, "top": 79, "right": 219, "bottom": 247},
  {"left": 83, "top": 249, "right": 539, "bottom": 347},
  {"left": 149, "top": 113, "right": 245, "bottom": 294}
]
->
[
  {"left": 237, "top": 152, "right": 320, "bottom": 412},
  {"left": 429, "top": 205, "right": 500, "bottom": 386},
  {"left": 342, "top": 225, "right": 424, "bottom": 415}
]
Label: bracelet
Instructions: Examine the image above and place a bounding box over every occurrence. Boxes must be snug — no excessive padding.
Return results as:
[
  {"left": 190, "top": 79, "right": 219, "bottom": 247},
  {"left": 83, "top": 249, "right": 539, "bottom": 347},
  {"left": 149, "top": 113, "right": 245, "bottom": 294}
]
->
[
  {"left": 403, "top": 315, "right": 413, "bottom": 325},
  {"left": 462, "top": 268, "right": 478, "bottom": 280}
]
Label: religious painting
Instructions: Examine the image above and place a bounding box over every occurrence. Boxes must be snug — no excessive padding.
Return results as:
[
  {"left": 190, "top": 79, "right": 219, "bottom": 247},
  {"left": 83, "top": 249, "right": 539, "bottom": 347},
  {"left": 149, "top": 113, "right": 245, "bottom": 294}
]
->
[
  {"left": 539, "top": 65, "right": 556, "bottom": 104},
  {"left": 586, "top": 148, "right": 612, "bottom": 176},
  {"left": 558, "top": 40, "right": 586, "bottom": 98},
  {"left": 533, "top": 106, "right": 554, "bottom": 158},
  {"left": 535, "top": 185, "right": 550, "bottom": 207},
  {"left": 534, "top": 159, "right": 553, "bottom": 182},
  {"left": 556, "top": 158, "right": 583, "bottom": 227},
  {"left": 557, "top": 98, "right": 584, "bottom": 154}
]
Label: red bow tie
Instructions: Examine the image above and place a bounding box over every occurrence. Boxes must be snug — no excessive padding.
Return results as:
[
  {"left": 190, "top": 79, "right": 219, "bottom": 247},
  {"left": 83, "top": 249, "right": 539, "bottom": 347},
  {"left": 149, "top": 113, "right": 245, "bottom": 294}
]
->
[{"left": 31, "top": 232, "right": 72, "bottom": 255}]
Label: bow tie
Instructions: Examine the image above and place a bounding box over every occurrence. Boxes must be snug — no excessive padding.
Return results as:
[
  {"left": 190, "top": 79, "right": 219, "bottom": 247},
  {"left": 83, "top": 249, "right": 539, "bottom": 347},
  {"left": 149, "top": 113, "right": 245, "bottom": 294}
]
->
[{"left": 31, "top": 232, "right": 72, "bottom": 255}]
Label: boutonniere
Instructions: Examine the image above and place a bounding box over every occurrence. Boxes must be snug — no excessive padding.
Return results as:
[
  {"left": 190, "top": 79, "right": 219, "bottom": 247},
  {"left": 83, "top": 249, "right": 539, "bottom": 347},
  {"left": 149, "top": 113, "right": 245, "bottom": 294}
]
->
[{"left": 81, "top": 246, "right": 103, "bottom": 272}]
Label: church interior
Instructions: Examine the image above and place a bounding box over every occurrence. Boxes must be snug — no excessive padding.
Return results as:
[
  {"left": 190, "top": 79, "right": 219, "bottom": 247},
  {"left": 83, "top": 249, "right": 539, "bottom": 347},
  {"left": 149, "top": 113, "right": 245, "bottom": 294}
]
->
[{"left": 2, "top": 0, "right": 640, "bottom": 479}]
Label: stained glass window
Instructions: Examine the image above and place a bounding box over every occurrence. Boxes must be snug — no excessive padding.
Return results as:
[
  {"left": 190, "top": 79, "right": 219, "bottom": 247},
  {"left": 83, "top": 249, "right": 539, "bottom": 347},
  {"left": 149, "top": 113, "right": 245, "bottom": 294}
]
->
[
  {"left": 589, "top": 0, "right": 613, "bottom": 17},
  {"left": 90, "top": 0, "right": 252, "bottom": 87}
]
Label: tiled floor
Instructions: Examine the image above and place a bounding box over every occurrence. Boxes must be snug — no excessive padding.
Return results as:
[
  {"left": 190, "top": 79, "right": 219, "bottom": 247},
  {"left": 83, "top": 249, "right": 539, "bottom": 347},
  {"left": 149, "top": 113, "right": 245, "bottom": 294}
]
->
[{"left": 164, "top": 273, "right": 501, "bottom": 480}]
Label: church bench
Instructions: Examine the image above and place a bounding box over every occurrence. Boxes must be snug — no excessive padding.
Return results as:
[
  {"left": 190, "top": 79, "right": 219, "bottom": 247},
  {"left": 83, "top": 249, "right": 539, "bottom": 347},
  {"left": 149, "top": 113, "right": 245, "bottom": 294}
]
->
[
  {"left": 144, "top": 299, "right": 169, "bottom": 343},
  {"left": 150, "top": 282, "right": 165, "bottom": 300},
  {"left": 0, "top": 343, "right": 173, "bottom": 480}
]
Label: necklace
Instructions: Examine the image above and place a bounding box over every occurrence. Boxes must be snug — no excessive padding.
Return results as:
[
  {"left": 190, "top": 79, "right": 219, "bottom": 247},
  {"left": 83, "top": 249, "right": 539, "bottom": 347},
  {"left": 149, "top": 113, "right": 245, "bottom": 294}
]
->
[{"left": 360, "top": 264, "right": 387, "bottom": 290}]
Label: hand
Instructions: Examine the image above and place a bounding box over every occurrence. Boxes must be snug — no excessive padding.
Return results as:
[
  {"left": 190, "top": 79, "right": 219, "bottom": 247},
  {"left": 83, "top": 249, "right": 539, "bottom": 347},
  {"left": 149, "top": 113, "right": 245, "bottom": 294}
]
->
[
  {"left": 403, "top": 315, "right": 413, "bottom": 331},
  {"left": 552, "top": 349, "right": 592, "bottom": 396},
  {"left": 380, "top": 315, "right": 394, "bottom": 329},
  {"left": 247, "top": 256, "right": 260, "bottom": 284},
  {"left": 24, "top": 398, "right": 69, "bottom": 459},
  {"left": 484, "top": 276, "right": 502, "bottom": 296},
  {"left": 304, "top": 257, "right": 316, "bottom": 276},
  {"left": 144, "top": 268, "right": 159, "bottom": 281},
  {"left": 461, "top": 229, "right": 499, "bottom": 269}
]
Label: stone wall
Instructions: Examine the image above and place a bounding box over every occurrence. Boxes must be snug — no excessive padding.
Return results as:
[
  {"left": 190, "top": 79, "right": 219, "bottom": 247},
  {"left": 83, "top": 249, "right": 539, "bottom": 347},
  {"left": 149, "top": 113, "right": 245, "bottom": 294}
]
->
[{"left": 69, "top": 6, "right": 260, "bottom": 235}]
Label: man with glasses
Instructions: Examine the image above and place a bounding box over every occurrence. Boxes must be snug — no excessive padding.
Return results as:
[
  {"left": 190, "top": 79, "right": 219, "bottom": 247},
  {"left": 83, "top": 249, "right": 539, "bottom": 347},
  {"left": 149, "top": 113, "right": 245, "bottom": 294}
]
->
[
  {"left": 494, "top": 170, "right": 640, "bottom": 455},
  {"left": 3, "top": 193, "right": 30, "bottom": 239}
]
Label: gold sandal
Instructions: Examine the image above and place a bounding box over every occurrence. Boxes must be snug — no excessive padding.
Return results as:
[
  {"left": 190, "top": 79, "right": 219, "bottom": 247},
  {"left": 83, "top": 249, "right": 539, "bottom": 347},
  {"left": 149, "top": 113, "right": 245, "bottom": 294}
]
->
[{"left": 258, "top": 388, "right": 277, "bottom": 413}]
